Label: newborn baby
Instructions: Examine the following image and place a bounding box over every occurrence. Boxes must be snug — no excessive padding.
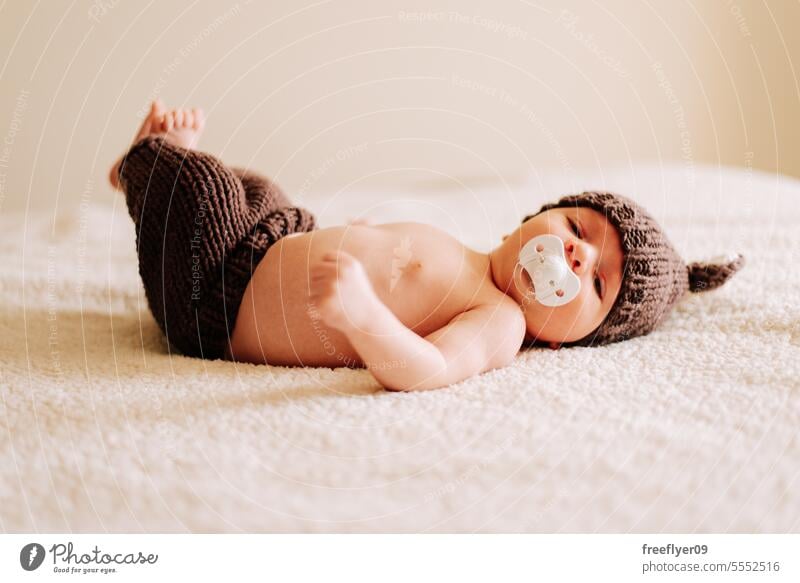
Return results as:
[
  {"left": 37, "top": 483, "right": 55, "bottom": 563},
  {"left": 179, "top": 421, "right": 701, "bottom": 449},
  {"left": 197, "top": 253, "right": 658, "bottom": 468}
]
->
[{"left": 111, "top": 101, "right": 745, "bottom": 391}]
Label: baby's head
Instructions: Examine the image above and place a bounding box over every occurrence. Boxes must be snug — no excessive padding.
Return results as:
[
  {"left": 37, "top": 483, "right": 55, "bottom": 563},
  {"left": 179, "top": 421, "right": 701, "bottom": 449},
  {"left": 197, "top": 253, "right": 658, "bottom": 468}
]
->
[{"left": 490, "top": 191, "right": 745, "bottom": 348}]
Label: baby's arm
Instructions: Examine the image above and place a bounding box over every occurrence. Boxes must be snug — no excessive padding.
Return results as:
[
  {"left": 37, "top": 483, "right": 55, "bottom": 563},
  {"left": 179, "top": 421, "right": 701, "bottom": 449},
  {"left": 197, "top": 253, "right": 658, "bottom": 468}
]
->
[{"left": 309, "top": 251, "right": 526, "bottom": 391}]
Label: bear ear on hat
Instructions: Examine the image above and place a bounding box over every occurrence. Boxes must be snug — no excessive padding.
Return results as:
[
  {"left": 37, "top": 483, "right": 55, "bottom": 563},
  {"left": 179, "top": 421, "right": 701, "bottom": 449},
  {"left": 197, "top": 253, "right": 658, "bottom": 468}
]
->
[{"left": 687, "top": 253, "right": 746, "bottom": 293}]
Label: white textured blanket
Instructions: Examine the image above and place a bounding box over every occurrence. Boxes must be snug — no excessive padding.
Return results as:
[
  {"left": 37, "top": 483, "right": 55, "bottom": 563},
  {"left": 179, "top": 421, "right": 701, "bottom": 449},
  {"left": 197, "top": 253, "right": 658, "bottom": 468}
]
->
[{"left": 1, "top": 163, "right": 798, "bottom": 533}]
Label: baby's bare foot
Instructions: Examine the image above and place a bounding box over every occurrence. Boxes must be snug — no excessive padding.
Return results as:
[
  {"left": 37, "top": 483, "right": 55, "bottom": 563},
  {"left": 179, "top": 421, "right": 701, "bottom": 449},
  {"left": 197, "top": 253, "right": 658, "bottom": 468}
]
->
[
  {"left": 108, "top": 100, "right": 205, "bottom": 191},
  {"left": 109, "top": 99, "right": 166, "bottom": 190},
  {"left": 155, "top": 106, "right": 205, "bottom": 151}
]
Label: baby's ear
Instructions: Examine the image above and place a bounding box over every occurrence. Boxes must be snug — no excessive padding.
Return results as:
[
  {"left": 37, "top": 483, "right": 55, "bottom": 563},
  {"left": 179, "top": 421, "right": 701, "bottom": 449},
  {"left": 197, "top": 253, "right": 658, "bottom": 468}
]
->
[{"left": 688, "top": 253, "right": 745, "bottom": 293}]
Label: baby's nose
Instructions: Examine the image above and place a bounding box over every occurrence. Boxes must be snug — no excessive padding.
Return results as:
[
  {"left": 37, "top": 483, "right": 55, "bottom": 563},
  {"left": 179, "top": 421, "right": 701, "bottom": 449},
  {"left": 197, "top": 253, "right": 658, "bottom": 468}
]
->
[
  {"left": 565, "top": 240, "right": 589, "bottom": 275},
  {"left": 565, "top": 240, "right": 596, "bottom": 275}
]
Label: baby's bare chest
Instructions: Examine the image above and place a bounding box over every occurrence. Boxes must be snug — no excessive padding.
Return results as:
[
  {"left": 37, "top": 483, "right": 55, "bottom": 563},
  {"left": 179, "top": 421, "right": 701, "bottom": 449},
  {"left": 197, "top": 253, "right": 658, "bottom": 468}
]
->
[
  {"left": 286, "top": 224, "right": 492, "bottom": 328},
  {"left": 230, "top": 223, "right": 500, "bottom": 365},
  {"left": 366, "top": 227, "right": 491, "bottom": 327}
]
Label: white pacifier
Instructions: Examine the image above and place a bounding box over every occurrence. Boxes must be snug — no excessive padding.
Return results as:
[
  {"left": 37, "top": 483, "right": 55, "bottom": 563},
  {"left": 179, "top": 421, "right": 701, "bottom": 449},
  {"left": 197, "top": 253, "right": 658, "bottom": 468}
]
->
[{"left": 516, "top": 234, "right": 581, "bottom": 307}]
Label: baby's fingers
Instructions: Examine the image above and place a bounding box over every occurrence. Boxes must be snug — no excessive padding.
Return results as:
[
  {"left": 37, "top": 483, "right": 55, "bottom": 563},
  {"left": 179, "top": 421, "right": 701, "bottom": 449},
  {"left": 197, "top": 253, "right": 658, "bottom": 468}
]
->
[
  {"left": 321, "top": 250, "right": 357, "bottom": 263},
  {"left": 310, "top": 262, "right": 338, "bottom": 277},
  {"left": 321, "top": 252, "right": 341, "bottom": 263}
]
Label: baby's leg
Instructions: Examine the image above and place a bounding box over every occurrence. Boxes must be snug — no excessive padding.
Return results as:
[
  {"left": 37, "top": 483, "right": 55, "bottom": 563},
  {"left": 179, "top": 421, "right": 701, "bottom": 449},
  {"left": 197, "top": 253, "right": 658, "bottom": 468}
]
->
[
  {"left": 116, "top": 110, "right": 316, "bottom": 359},
  {"left": 230, "top": 167, "right": 294, "bottom": 211}
]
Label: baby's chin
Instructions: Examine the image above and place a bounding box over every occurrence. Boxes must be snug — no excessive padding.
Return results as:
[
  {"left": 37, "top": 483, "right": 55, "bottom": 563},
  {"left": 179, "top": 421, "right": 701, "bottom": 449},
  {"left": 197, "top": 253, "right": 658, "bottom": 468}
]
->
[
  {"left": 521, "top": 325, "right": 558, "bottom": 347},
  {"left": 519, "top": 301, "right": 589, "bottom": 346}
]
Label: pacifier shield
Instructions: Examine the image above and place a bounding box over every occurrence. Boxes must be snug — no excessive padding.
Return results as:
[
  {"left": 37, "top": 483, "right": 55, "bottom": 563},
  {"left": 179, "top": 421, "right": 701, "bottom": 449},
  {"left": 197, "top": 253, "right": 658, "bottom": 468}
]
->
[{"left": 517, "top": 234, "right": 581, "bottom": 307}]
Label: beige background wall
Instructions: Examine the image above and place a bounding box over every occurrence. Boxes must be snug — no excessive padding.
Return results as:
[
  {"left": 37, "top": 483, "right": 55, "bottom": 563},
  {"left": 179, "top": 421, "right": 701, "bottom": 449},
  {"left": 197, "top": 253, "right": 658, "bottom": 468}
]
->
[{"left": 1, "top": 0, "right": 798, "bottom": 212}]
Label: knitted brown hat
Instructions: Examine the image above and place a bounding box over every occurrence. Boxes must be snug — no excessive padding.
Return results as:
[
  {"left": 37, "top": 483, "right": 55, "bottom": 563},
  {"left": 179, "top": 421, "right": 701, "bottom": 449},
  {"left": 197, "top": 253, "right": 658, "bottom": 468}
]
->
[{"left": 522, "top": 191, "right": 745, "bottom": 347}]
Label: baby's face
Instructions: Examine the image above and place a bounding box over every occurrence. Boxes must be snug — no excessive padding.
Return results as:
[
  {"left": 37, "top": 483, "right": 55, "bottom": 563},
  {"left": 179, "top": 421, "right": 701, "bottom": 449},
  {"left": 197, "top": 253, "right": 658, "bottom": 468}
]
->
[{"left": 492, "top": 206, "right": 624, "bottom": 347}]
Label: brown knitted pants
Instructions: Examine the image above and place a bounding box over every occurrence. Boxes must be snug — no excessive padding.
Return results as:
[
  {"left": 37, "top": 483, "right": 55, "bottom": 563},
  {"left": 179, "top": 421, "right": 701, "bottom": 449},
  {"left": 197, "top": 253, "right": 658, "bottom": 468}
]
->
[{"left": 117, "top": 136, "right": 317, "bottom": 359}]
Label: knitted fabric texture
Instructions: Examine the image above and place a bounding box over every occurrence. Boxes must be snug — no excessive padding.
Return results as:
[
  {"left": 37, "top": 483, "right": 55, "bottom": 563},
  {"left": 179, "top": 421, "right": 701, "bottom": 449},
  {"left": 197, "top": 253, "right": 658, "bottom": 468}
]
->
[
  {"left": 522, "top": 191, "right": 745, "bottom": 347},
  {"left": 118, "top": 136, "right": 317, "bottom": 359}
]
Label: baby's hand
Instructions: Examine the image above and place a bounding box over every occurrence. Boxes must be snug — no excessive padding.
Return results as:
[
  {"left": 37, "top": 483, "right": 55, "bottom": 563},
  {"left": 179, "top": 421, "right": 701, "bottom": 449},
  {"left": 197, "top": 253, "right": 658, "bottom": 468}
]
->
[{"left": 309, "top": 251, "right": 378, "bottom": 332}]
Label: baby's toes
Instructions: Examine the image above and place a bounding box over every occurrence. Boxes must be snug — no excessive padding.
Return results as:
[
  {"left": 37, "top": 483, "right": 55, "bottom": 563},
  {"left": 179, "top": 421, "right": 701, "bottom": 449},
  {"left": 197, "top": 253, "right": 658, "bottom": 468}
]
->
[
  {"left": 192, "top": 108, "right": 205, "bottom": 130},
  {"left": 181, "top": 109, "right": 193, "bottom": 129},
  {"left": 160, "top": 113, "right": 173, "bottom": 132},
  {"left": 173, "top": 109, "right": 184, "bottom": 127},
  {"left": 167, "top": 113, "right": 177, "bottom": 132},
  {"left": 151, "top": 98, "right": 165, "bottom": 119}
]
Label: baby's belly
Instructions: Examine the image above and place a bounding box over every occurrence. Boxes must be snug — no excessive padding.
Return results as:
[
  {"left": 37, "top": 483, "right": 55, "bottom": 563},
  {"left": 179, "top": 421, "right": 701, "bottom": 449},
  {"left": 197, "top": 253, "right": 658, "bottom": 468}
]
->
[{"left": 228, "top": 224, "right": 488, "bottom": 367}]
